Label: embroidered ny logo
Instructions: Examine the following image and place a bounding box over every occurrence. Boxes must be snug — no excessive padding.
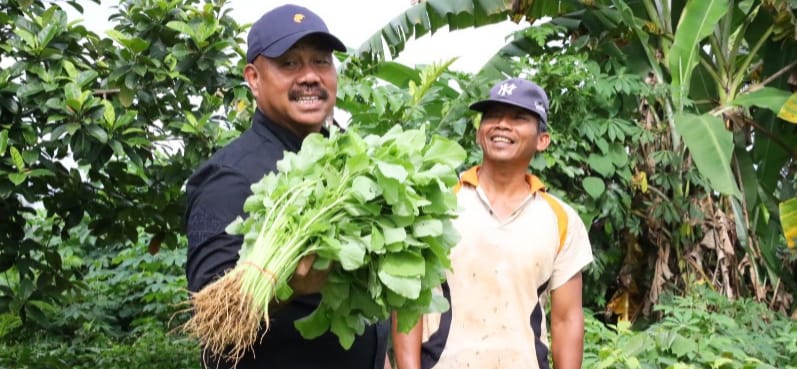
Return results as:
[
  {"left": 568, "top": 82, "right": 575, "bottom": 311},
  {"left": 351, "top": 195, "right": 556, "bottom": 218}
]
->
[{"left": 497, "top": 82, "right": 517, "bottom": 97}]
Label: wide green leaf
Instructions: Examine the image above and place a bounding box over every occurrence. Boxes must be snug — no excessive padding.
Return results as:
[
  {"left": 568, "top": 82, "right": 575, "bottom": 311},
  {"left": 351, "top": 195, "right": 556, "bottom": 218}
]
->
[
  {"left": 8, "top": 172, "right": 27, "bottom": 186},
  {"left": 674, "top": 113, "right": 740, "bottom": 198},
  {"left": 587, "top": 153, "right": 614, "bottom": 177},
  {"left": 780, "top": 197, "right": 797, "bottom": 248},
  {"left": 376, "top": 160, "right": 408, "bottom": 182},
  {"left": 294, "top": 306, "right": 330, "bottom": 340},
  {"left": 377, "top": 270, "right": 422, "bottom": 299},
  {"left": 354, "top": 0, "right": 509, "bottom": 61},
  {"left": 423, "top": 135, "right": 467, "bottom": 169},
  {"left": 329, "top": 315, "right": 356, "bottom": 349},
  {"left": 105, "top": 29, "right": 150, "bottom": 53},
  {"left": 733, "top": 87, "right": 791, "bottom": 113},
  {"left": 668, "top": 0, "right": 729, "bottom": 112},
  {"left": 582, "top": 176, "right": 606, "bottom": 199},
  {"left": 412, "top": 218, "right": 443, "bottom": 238},
  {"left": 351, "top": 176, "right": 382, "bottom": 203},
  {"left": 337, "top": 236, "right": 367, "bottom": 271},
  {"left": 380, "top": 251, "right": 426, "bottom": 277}
]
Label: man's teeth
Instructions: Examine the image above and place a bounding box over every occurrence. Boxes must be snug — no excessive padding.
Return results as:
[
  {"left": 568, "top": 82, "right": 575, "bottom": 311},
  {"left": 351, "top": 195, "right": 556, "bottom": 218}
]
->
[
  {"left": 492, "top": 136, "right": 511, "bottom": 143},
  {"left": 297, "top": 96, "right": 319, "bottom": 103}
]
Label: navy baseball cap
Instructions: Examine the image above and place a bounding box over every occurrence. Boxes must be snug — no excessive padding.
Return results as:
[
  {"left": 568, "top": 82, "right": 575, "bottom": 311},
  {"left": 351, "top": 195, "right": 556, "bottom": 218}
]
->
[
  {"left": 246, "top": 4, "right": 346, "bottom": 63},
  {"left": 470, "top": 78, "right": 550, "bottom": 128}
]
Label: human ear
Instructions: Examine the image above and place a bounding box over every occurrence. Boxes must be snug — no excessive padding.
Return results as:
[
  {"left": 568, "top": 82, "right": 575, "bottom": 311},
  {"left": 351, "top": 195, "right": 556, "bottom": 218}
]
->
[
  {"left": 243, "top": 63, "right": 258, "bottom": 92},
  {"left": 536, "top": 131, "right": 551, "bottom": 151}
]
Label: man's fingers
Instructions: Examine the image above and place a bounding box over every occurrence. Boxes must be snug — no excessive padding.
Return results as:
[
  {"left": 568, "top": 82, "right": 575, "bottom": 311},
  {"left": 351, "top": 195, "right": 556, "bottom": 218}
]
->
[{"left": 295, "top": 254, "right": 317, "bottom": 276}]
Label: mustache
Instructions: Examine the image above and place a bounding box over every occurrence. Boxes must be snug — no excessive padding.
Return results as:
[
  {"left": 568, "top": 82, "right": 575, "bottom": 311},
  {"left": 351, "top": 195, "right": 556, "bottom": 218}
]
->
[{"left": 289, "top": 87, "right": 329, "bottom": 101}]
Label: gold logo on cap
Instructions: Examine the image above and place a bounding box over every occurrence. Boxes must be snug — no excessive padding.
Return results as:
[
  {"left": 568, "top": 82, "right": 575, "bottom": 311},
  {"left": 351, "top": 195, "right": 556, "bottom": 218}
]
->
[{"left": 293, "top": 13, "right": 305, "bottom": 23}]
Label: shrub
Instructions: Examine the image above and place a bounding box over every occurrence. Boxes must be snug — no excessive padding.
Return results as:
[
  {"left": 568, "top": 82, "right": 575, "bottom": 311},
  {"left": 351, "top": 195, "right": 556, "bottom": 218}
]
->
[{"left": 583, "top": 285, "right": 797, "bottom": 369}]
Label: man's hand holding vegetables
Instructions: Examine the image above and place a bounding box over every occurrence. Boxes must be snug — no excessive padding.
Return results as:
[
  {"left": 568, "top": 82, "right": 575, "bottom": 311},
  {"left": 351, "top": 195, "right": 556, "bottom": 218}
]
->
[
  {"left": 391, "top": 78, "right": 594, "bottom": 369},
  {"left": 184, "top": 4, "right": 389, "bottom": 369},
  {"left": 288, "top": 254, "right": 329, "bottom": 296}
]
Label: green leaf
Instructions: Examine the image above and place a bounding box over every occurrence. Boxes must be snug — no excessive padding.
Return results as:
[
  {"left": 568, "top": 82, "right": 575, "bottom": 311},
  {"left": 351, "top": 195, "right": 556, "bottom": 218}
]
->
[
  {"left": 376, "top": 160, "right": 408, "bottom": 182},
  {"left": 369, "top": 225, "right": 385, "bottom": 252},
  {"left": 102, "top": 100, "right": 116, "bottom": 128},
  {"left": 76, "top": 70, "right": 99, "bottom": 88},
  {"left": 587, "top": 154, "right": 614, "bottom": 177},
  {"left": 0, "top": 313, "right": 22, "bottom": 339},
  {"left": 674, "top": 113, "right": 740, "bottom": 198},
  {"left": 320, "top": 278, "right": 350, "bottom": 311},
  {"left": 423, "top": 135, "right": 466, "bottom": 169},
  {"left": 380, "top": 224, "right": 407, "bottom": 245},
  {"left": 62, "top": 60, "right": 78, "bottom": 79},
  {"left": 668, "top": 0, "right": 729, "bottom": 111},
  {"left": 609, "top": 143, "right": 629, "bottom": 167},
  {"left": 106, "top": 29, "right": 150, "bottom": 53},
  {"left": 780, "top": 197, "right": 797, "bottom": 248},
  {"left": 733, "top": 87, "right": 791, "bottom": 113},
  {"left": 412, "top": 218, "right": 443, "bottom": 238},
  {"left": 429, "top": 292, "right": 450, "bottom": 314},
  {"left": 351, "top": 176, "right": 382, "bottom": 202},
  {"left": 669, "top": 334, "right": 696, "bottom": 357},
  {"left": 166, "top": 21, "right": 193, "bottom": 36},
  {"left": 294, "top": 307, "right": 330, "bottom": 340},
  {"left": 27, "top": 169, "right": 53, "bottom": 178},
  {"left": 64, "top": 83, "right": 83, "bottom": 111},
  {"left": 582, "top": 176, "right": 605, "bottom": 199},
  {"left": 119, "top": 86, "right": 134, "bottom": 107},
  {"left": 290, "top": 133, "right": 329, "bottom": 172},
  {"left": 16, "top": 82, "right": 43, "bottom": 98},
  {"left": 391, "top": 128, "right": 426, "bottom": 154},
  {"left": 8, "top": 172, "right": 27, "bottom": 186},
  {"left": 377, "top": 270, "right": 421, "bottom": 299},
  {"left": 330, "top": 315, "right": 356, "bottom": 349},
  {"left": 86, "top": 125, "right": 108, "bottom": 144},
  {"left": 9, "top": 146, "right": 24, "bottom": 171},
  {"left": 37, "top": 22, "right": 59, "bottom": 50},
  {"left": 380, "top": 251, "right": 426, "bottom": 277},
  {"left": 14, "top": 28, "right": 37, "bottom": 49},
  {"left": 337, "top": 236, "right": 367, "bottom": 271},
  {"left": 0, "top": 130, "right": 7, "bottom": 156}
]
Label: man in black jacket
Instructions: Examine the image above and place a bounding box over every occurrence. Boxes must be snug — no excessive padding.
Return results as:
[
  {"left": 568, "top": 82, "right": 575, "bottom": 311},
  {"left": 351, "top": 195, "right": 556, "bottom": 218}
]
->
[{"left": 184, "top": 4, "right": 389, "bottom": 369}]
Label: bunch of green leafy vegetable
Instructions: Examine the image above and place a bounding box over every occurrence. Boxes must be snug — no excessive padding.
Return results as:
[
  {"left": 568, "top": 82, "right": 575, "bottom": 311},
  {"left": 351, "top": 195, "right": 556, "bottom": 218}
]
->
[{"left": 182, "top": 125, "right": 464, "bottom": 363}]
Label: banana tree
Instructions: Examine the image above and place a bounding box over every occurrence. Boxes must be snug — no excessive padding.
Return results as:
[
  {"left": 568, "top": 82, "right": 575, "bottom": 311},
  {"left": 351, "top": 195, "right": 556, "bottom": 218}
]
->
[
  {"left": 595, "top": 0, "right": 797, "bottom": 309},
  {"left": 348, "top": 0, "right": 797, "bottom": 315}
]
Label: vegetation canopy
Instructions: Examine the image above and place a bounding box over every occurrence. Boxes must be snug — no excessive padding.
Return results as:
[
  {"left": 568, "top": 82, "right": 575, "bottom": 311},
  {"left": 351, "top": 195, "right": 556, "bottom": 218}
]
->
[{"left": 0, "top": 0, "right": 795, "bottom": 368}]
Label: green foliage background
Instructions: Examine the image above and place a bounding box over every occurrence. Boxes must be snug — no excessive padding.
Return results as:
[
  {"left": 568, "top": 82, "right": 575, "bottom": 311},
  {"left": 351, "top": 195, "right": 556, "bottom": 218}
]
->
[{"left": 1, "top": 0, "right": 796, "bottom": 368}]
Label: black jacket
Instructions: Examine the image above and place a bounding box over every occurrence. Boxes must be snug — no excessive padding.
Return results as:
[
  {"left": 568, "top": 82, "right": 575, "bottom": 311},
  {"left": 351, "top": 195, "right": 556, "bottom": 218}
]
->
[{"left": 184, "top": 109, "right": 388, "bottom": 369}]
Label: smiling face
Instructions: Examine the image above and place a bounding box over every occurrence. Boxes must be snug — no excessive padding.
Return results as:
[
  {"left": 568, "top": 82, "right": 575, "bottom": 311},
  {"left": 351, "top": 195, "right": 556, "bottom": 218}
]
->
[
  {"left": 476, "top": 103, "right": 550, "bottom": 165},
  {"left": 244, "top": 35, "right": 338, "bottom": 137}
]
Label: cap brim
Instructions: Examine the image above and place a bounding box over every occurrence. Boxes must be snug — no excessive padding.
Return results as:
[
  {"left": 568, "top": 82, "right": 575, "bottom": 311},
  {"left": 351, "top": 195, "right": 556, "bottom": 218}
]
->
[
  {"left": 469, "top": 98, "right": 546, "bottom": 123},
  {"left": 469, "top": 98, "right": 528, "bottom": 113},
  {"left": 260, "top": 31, "right": 346, "bottom": 58}
]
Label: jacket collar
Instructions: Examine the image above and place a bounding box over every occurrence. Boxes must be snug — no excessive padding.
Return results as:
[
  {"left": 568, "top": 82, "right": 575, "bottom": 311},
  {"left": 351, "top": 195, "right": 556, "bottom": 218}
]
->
[
  {"left": 251, "top": 109, "right": 330, "bottom": 151},
  {"left": 456, "top": 165, "right": 547, "bottom": 194}
]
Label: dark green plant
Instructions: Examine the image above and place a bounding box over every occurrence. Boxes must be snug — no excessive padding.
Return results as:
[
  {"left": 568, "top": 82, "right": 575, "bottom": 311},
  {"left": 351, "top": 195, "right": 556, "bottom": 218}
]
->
[
  {"left": 1, "top": 329, "right": 199, "bottom": 369},
  {"left": 583, "top": 285, "right": 797, "bottom": 369},
  {"left": 0, "top": 0, "right": 248, "bottom": 321},
  {"left": 0, "top": 212, "right": 196, "bottom": 368}
]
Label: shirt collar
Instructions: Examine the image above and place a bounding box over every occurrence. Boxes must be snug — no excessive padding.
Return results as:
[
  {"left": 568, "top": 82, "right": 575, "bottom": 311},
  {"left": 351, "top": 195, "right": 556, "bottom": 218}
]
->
[
  {"left": 457, "top": 165, "right": 547, "bottom": 194},
  {"left": 251, "top": 109, "right": 331, "bottom": 151}
]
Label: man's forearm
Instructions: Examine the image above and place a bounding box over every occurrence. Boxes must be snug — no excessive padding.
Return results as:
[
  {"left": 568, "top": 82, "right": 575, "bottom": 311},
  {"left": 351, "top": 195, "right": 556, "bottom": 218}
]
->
[
  {"left": 551, "top": 314, "right": 584, "bottom": 369},
  {"left": 391, "top": 312, "right": 422, "bottom": 369}
]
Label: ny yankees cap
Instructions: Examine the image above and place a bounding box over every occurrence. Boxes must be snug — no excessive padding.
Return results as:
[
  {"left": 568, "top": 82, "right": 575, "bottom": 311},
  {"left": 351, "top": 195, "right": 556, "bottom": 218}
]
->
[
  {"left": 246, "top": 4, "right": 346, "bottom": 63},
  {"left": 470, "top": 78, "right": 550, "bottom": 127}
]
